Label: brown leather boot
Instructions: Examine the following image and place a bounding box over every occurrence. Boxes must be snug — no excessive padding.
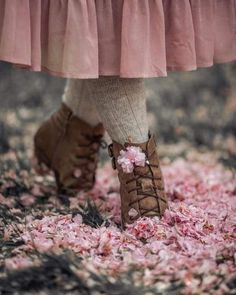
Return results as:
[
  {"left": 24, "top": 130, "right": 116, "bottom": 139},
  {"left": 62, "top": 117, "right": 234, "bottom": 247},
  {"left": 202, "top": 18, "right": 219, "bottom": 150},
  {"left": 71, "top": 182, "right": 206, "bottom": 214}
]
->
[
  {"left": 33, "top": 103, "right": 105, "bottom": 195},
  {"left": 108, "top": 134, "right": 168, "bottom": 227}
]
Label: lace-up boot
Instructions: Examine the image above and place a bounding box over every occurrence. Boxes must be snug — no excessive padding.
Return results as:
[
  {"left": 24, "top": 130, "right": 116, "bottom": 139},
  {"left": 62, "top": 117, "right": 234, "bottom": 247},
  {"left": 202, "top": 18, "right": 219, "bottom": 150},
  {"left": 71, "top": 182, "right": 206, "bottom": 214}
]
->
[
  {"left": 108, "top": 134, "right": 168, "bottom": 227},
  {"left": 33, "top": 103, "right": 105, "bottom": 195}
]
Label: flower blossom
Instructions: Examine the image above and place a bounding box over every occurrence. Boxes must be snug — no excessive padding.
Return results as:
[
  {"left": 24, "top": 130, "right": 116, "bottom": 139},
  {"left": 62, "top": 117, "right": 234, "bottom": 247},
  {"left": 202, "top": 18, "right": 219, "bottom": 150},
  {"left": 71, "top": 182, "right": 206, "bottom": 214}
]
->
[{"left": 117, "top": 146, "right": 146, "bottom": 173}]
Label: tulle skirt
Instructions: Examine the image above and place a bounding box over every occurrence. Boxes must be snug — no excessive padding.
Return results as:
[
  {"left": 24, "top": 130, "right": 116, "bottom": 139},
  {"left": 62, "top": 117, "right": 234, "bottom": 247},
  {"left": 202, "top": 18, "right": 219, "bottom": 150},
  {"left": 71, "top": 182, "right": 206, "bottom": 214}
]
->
[{"left": 0, "top": 0, "right": 235, "bottom": 78}]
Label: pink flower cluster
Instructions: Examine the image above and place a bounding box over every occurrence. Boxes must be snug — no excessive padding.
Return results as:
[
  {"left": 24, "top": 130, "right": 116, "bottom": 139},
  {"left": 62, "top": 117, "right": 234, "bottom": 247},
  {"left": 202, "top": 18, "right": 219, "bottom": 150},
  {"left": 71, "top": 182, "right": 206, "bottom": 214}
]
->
[{"left": 117, "top": 146, "right": 146, "bottom": 173}]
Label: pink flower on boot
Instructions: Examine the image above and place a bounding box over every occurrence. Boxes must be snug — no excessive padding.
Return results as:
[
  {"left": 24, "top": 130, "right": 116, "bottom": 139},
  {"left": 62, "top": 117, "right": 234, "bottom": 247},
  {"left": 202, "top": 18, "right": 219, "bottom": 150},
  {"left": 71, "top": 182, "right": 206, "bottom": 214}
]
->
[{"left": 117, "top": 146, "right": 146, "bottom": 173}]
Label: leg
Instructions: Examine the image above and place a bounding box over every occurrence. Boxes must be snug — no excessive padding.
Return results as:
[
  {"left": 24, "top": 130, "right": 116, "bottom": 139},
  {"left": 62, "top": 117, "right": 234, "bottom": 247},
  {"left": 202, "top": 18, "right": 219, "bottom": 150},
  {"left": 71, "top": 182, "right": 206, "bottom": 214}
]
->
[
  {"left": 87, "top": 76, "right": 168, "bottom": 227},
  {"left": 62, "top": 79, "right": 101, "bottom": 126},
  {"left": 87, "top": 76, "right": 149, "bottom": 144}
]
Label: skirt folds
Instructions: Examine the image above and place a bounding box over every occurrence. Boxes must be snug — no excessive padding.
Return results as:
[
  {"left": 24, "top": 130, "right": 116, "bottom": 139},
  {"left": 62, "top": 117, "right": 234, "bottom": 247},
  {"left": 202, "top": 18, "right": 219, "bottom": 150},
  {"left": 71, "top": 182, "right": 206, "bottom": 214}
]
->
[{"left": 0, "top": 0, "right": 235, "bottom": 78}]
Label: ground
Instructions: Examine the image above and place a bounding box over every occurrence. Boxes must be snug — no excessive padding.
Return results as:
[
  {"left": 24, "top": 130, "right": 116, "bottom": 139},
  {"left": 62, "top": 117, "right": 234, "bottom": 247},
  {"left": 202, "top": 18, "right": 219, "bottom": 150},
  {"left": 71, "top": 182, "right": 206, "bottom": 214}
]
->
[{"left": 0, "top": 62, "right": 235, "bottom": 294}]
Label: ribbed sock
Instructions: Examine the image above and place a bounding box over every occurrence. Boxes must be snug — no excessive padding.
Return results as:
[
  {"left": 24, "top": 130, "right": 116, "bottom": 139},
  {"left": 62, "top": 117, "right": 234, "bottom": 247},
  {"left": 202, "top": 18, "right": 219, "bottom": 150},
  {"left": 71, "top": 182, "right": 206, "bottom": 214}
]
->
[
  {"left": 62, "top": 79, "right": 101, "bottom": 126},
  {"left": 87, "top": 76, "right": 149, "bottom": 145}
]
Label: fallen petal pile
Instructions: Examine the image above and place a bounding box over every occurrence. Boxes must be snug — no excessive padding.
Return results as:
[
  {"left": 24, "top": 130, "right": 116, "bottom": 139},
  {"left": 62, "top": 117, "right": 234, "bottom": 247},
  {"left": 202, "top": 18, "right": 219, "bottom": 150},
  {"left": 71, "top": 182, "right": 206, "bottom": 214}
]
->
[{"left": 1, "top": 156, "right": 236, "bottom": 293}]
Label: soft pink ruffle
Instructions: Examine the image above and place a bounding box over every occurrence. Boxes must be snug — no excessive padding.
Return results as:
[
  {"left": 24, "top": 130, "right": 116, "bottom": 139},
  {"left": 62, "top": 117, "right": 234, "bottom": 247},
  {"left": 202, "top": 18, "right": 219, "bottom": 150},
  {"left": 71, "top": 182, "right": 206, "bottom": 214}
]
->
[{"left": 0, "top": 0, "right": 235, "bottom": 78}]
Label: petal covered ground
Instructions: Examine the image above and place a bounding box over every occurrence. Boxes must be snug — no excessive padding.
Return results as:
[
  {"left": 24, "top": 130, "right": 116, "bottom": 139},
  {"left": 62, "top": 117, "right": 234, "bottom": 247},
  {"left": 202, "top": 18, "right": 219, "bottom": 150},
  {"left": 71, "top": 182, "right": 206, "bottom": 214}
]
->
[{"left": 0, "top": 154, "right": 236, "bottom": 294}]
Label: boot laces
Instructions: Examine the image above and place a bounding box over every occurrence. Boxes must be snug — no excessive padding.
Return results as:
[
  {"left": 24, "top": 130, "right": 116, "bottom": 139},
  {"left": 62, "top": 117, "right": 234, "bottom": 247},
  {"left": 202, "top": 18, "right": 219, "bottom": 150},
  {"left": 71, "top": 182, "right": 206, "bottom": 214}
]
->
[
  {"left": 72, "top": 133, "right": 107, "bottom": 189},
  {"left": 126, "top": 151, "right": 167, "bottom": 216}
]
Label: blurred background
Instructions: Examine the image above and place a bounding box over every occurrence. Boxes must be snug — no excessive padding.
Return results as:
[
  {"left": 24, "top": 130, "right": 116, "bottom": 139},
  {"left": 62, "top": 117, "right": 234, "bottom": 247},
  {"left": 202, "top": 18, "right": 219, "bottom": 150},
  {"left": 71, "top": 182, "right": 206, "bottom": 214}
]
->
[{"left": 0, "top": 61, "right": 235, "bottom": 171}]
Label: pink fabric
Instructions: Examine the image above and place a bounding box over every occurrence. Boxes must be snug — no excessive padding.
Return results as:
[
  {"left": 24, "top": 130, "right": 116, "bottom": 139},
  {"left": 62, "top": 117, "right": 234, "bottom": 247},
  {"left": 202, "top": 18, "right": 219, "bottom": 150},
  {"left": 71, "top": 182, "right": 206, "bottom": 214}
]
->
[{"left": 0, "top": 0, "right": 235, "bottom": 79}]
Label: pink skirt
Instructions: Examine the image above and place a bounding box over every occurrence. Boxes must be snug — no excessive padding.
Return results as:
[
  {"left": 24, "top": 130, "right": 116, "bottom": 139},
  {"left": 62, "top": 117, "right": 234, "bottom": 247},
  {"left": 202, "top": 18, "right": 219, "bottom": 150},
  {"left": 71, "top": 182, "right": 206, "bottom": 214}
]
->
[{"left": 0, "top": 0, "right": 236, "bottom": 79}]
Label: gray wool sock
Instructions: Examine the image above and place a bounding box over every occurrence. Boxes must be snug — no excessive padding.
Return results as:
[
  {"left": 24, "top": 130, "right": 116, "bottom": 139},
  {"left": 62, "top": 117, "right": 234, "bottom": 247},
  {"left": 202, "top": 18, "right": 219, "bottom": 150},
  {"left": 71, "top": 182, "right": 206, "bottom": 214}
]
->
[
  {"left": 86, "top": 76, "right": 149, "bottom": 144},
  {"left": 62, "top": 79, "right": 101, "bottom": 126}
]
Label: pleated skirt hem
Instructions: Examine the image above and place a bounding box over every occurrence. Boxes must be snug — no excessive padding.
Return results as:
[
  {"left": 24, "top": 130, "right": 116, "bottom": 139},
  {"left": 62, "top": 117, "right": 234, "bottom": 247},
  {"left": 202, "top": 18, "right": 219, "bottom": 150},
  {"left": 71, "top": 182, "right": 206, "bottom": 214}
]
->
[{"left": 0, "top": 0, "right": 235, "bottom": 78}]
